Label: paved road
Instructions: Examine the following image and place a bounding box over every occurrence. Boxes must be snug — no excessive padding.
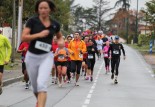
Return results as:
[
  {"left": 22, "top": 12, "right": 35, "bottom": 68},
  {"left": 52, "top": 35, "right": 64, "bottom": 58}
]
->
[{"left": 0, "top": 45, "right": 155, "bottom": 107}]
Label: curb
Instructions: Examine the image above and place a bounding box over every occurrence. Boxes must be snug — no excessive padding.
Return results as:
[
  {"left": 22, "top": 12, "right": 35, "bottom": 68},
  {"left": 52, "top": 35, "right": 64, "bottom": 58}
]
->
[{"left": 3, "top": 76, "right": 23, "bottom": 87}]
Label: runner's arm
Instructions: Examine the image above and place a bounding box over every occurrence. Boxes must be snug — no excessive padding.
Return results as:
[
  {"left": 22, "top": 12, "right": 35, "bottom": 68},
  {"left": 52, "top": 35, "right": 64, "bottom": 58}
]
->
[
  {"left": 108, "top": 46, "right": 112, "bottom": 57},
  {"left": 4, "top": 37, "right": 12, "bottom": 63},
  {"left": 121, "top": 44, "right": 126, "bottom": 56},
  {"left": 81, "top": 42, "right": 87, "bottom": 53}
]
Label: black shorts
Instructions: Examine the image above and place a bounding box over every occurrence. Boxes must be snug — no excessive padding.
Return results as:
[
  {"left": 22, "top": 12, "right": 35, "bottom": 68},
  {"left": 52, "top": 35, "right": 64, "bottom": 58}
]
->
[
  {"left": 71, "top": 61, "right": 82, "bottom": 74},
  {"left": 87, "top": 59, "right": 95, "bottom": 71},
  {"left": 0, "top": 65, "right": 4, "bottom": 73},
  {"left": 57, "top": 61, "right": 67, "bottom": 67}
]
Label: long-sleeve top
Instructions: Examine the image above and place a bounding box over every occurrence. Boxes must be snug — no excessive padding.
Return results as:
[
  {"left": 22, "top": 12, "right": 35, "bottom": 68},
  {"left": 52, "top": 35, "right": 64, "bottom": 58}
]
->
[
  {"left": 108, "top": 43, "right": 125, "bottom": 58},
  {"left": 0, "top": 34, "right": 12, "bottom": 65},
  {"left": 87, "top": 45, "right": 98, "bottom": 61},
  {"left": 68, "top": 40, "right": 86, "bottom": 61}
]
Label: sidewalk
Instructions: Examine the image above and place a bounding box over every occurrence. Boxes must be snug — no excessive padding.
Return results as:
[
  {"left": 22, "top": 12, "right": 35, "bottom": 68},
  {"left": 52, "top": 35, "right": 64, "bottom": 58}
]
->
[
  {"left": 143, "top": 54, "right": 155, "bottom": 72},
  {"left": 3, "top": 63, "right": 23, "bottom": 86}
]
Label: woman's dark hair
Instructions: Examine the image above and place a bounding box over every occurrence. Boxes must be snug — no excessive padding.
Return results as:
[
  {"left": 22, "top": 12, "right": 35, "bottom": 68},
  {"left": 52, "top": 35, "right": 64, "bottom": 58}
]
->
[
  {"left": 67, "top": 35, "right": 72, "bottom": 39},
  {"left": 88, "top": 39, "right": 92, "bottom": 42},
  {"left": 35, "top": 0, "right": 56, "bottom": 13}
]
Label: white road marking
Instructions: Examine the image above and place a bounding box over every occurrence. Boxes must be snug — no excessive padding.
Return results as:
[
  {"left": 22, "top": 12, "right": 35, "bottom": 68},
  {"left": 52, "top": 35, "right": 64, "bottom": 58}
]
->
[
  {"left": 89, "top": 90, "right": 94, "bottom": 94},
  {"left": 82, "top": 61, "right": 104, "bottom": 107},
  {"left": 82, "top": 105, "right": 87, "bottom": 107},
  {"left": 84, "top": 99, "right": 90, "bottom": 105},
  {"left": 87, "top": 94, "right": 92, "bottom": 99}
]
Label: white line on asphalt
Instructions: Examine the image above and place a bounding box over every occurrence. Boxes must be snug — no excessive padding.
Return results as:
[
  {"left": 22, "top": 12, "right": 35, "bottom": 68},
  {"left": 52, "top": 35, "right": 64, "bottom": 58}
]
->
[
  {"left": 89, "top": 90, "right": 94, "bottom": 94},
  {"left": 82, "top": 61, "right": 104, "bottom": 107},
  {"left": 87, "top": 94, "right": 92, "bottom": 99},
  {"left": 84, "top": 99, "right": 90, "bottom": 105},
  {"left": 94, "top": 80, "right": 97, "bottom": 83},
  {"left": 91, "top": 86, "right": 95, "bottom": 89}
]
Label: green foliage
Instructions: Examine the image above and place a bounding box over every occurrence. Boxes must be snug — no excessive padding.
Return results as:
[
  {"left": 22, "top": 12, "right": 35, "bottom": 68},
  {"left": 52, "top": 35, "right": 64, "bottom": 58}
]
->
[
  {"left": 138, "top": 34, "right": 152, "bottom": 46},
  {"left": 142, "top": 0, "right": 155, "bottom": 31}
]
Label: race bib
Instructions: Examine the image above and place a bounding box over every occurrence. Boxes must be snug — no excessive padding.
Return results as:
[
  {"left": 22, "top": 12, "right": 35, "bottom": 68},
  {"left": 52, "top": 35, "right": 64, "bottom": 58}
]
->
[
  {"left": 35, "top": 41, "right": 52, "bottom": 52},
  {"left": 113, "top": 50, "right": 119, "bottom": 55},
  {"left": 104, "top": 54, "right": 108, "bottom": 57},
  {"left": 88, "top": 54, "right": 94, "bottom": 59},
  {"left": 79, "top": 54, "right": 83, "bottom": 58},
  {"left": 58, "top": 54, "right": 65, "bottom": 60}
]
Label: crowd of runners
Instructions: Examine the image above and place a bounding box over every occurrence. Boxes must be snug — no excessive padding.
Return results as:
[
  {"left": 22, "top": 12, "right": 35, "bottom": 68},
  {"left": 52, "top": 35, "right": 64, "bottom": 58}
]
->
[
  {"left": 0, "top": 0, "right": 126, "bottom": 107},
  {"left": 18, "top": 30, "right": 126, "bottom": 89}
]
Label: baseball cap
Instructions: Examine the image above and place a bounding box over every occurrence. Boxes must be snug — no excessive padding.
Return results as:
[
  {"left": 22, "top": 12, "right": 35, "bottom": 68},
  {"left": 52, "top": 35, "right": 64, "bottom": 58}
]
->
[{"left": 115, "top": 36, "right": 119, "bottom": 40}]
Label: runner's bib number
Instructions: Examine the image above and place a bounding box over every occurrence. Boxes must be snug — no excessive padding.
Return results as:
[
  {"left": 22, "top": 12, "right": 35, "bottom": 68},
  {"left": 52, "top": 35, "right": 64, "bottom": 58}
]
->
[
  {"left": 35, "top": 41, "right": 52, "bottom": 52},
  {"left": 79, "top": 54, "right": 83, "bottom": 58},
  {"left": 104, "top": 54, "right": 108, "bottom": 57},
  {"left": 113, "top": 50, "right": 119, "bottom": 55},
  {"left": 88, "top": 54, "right": 93, "bottom": 59},
  {"left": 58, "top": 55, "right": 65, "bottom": 60}
]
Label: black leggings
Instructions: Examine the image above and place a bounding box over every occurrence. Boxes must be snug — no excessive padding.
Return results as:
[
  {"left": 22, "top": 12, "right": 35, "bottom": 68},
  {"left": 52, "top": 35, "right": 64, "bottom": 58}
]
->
[
  {"left": 104, "top": 58, "right": 110, "bottom": 67},
  {"left": 71, "top": 61, "right": 82, "bottom": 74},
  {"left": 67, "top": 61, "right": 71, "bottom": 80},
  {"left": 87, "top": 59, "right": 95, "bottom": 71},
  {"left": 111, "top": 57, "right": 120, "bottom": 76}
]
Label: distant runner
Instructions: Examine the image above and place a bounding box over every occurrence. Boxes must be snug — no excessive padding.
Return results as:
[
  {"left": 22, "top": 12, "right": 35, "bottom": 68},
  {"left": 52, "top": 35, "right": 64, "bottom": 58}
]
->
[
  {"left": 0, "top": 30, "right": 12, "bottom": 95},
  {"left": 108, "top": 36, "right": 126, "bottom": 84}
]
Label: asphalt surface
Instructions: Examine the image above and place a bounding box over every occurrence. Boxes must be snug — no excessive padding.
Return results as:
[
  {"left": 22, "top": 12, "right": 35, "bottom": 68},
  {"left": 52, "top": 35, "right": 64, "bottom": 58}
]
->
[{"left": 0, "top": 45, "right": 155, "bottom": 107}]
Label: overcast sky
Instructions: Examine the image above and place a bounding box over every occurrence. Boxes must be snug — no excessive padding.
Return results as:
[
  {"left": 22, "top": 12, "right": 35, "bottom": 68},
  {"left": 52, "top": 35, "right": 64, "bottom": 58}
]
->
[
  {"left": 74, "top": 0, "right": 148, "bottom": 10},
  {"left": 74, "top": 0, "right": 148, "bottom": 20}
]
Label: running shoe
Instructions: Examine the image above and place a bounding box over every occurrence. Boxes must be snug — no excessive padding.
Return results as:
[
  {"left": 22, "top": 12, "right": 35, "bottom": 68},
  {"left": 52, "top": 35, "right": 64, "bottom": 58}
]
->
[
  {"left": 25, "top": 83, "right": 29, "bottom": 89},
  {"left": 111, "top": 74, "right": 114, "bottom": 80},
  {"left": 85, "top": 76, "right": 89, "bottom": 80},
  {"left": 75, "top": 82, "right": 79, "bottom": 86},
  {"left": 52, "top": 78, "right": 55, "bottom": 84},
  {"left": 59, "top": 83, "right": 62, "bottom": 87},
  {"left": 114, "top": 79, "right": 118, "bottom": 84},
  {"left": 55, "top": 78, "right": 58, "bottom": 84},
  {"left": 67, "top": 80, "right": 71, "bottom": 83}
]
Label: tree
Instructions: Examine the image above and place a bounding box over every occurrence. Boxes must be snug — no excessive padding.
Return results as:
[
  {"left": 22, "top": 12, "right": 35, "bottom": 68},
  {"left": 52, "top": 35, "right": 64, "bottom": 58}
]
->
[
  {"left": 115, "top": 0, "right": 130, "bottom": 10},
  {"left": 142, "top": 0, "right": 155, "bottom": 37},
  {"left": 93, "top": 0, "right": 113, "bottom": 30},
  {"left": 114, "top": 0, "right": 131, "bottom": 43}
]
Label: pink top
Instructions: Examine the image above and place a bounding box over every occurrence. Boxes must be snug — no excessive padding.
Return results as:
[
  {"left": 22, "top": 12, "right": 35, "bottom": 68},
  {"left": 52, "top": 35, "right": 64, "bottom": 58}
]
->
[{"left": 103, "top": 46, "right": 110, "bottom": 58}]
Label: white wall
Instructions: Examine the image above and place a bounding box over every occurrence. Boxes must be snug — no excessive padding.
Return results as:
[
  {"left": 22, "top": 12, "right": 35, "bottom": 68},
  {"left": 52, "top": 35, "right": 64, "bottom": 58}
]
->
[
  {"left": 0, "top": 27, "right": 17, "bottom": 48},
  {"left": 140, "top": 30, "right": 152, "bottom": 35}
]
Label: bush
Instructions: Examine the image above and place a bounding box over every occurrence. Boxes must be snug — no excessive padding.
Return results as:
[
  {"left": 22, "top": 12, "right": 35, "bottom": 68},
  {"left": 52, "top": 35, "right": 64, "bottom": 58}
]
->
[
  {"left": 138, "top": 34, "right": 152, "bottom": 46},
  {"left": 128, "top": 35, "right": 133, "bottom": 44}
]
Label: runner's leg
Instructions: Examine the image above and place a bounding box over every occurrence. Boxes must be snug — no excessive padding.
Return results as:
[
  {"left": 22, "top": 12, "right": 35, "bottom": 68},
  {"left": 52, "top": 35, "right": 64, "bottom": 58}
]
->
[
  {"left": 76, "top": 61, "right": 82, "bottom": 83},
  {"left": 37, "top": 53, "right": 53, "bottom": 107}
]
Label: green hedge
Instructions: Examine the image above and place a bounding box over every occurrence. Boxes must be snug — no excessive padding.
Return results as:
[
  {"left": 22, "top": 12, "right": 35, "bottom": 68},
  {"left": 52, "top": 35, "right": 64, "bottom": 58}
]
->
[{"left": 138, "top": 34, "right": 152, "bottom": 46}]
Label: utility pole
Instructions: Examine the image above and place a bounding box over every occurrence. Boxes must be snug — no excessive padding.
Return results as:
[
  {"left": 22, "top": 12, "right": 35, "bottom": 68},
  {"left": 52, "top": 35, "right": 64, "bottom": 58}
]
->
[
  {"left": 17, "top": 0, "right": 23, "bottom": 49},
  {"left": 99, "top": 0, "right": 102, "bottom": 30},
  {"left": 11, "top": 0, "right": 16, "bottom": 63},
  {"left": 135, "top": 0, "right": 139, "bottom": 44},
  {"left": 125, "top": 1, "right": 130, "bottom": 44}
]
